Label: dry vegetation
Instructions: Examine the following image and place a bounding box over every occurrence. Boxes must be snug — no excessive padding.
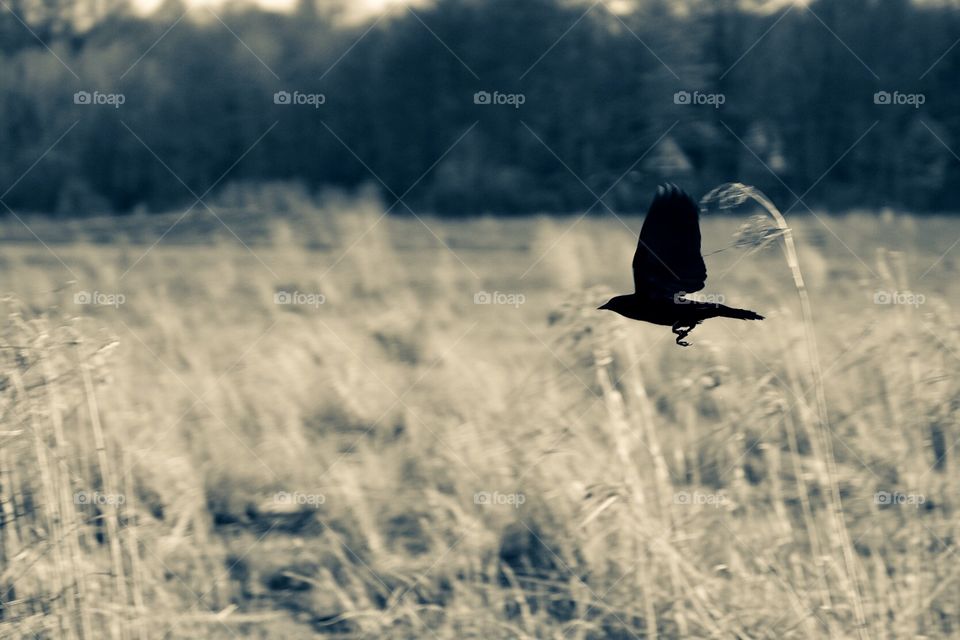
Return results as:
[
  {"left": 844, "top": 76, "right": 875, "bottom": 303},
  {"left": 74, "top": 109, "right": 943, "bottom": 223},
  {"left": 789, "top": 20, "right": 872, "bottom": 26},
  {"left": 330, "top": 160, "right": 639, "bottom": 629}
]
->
[{"left": 2, "top": 188, "right": 960, "bottom": 638}]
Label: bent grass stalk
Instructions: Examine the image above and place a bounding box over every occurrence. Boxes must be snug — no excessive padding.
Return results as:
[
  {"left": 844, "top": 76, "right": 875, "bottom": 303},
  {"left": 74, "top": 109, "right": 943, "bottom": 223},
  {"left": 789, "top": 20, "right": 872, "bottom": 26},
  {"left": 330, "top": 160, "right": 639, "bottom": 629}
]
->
[{"left": 703, "top": 183, "right": 868, "bottom": 637}]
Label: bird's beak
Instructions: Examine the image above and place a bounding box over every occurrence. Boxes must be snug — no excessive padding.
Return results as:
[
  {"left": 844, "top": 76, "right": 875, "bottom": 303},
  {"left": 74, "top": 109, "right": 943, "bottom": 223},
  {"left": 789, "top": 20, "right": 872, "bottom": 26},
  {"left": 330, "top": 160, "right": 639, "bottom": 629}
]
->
[{"left": 597, "top": 302, "right": 609, "bottom": 310}]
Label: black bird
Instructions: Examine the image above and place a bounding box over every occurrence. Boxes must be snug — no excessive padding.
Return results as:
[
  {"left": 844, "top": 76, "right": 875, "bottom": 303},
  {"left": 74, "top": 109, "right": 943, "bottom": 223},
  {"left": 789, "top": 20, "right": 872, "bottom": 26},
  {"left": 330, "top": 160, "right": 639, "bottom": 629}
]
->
[{"left": 599, "top": 184, "right": 764, "bottom": 346}]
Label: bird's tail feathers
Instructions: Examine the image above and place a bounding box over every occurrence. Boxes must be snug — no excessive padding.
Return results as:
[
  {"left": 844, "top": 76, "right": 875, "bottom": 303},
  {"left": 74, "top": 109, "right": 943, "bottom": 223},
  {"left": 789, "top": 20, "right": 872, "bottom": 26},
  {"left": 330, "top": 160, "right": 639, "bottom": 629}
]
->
[{"left": 719, "top": 305, "right": 764, "bottom": 321}]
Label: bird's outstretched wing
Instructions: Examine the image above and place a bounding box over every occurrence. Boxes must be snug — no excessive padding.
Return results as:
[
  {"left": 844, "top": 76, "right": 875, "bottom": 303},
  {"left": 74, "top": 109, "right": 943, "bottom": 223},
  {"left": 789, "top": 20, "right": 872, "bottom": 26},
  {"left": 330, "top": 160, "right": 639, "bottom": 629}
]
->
[{"left": 632, "top": 184, "right": 707, "bottom": 297}]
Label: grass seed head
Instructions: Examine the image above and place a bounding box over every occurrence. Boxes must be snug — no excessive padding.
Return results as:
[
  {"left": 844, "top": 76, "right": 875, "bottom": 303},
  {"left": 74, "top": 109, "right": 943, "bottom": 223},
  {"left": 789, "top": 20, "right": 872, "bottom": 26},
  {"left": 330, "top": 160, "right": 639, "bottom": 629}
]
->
[{"left": 734, "top": 214, "right": 787, "bottom": 251}]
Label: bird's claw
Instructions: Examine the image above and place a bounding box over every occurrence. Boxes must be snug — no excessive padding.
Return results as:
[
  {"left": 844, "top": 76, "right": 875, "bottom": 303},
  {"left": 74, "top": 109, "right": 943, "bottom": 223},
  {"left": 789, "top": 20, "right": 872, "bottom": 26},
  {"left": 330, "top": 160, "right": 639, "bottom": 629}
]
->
[{"left": 672, "top": 322, "right": 695, "bottom": 347}]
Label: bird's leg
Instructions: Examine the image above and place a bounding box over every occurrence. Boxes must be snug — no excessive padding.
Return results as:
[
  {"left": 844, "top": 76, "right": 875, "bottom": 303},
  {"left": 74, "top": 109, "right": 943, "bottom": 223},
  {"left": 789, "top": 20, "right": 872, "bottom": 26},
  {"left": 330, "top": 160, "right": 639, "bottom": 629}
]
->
[{"left": 671, "top": 322, "right": 696, "bottom": 347}]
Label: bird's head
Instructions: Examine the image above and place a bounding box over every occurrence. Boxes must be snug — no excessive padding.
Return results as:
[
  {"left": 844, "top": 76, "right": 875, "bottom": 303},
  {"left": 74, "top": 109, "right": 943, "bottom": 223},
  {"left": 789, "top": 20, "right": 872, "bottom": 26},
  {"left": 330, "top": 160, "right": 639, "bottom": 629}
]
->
[{"left": 598, "top": 295, "right": 627, "bottom": 312}]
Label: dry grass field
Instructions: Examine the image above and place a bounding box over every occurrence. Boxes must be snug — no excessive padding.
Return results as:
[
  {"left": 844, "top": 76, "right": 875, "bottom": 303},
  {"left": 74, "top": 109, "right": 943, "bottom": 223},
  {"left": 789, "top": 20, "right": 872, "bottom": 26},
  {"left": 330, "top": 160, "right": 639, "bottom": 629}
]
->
[{"left": 3, "top": 188, "right": 960, "bottom": 638}]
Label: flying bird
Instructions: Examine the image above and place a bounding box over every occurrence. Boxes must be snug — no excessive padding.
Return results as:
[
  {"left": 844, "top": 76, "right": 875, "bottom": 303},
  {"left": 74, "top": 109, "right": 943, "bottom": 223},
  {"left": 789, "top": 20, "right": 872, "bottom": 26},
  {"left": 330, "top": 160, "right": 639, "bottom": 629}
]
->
[{"left": 599, "top": 184, "right": 763, "bottom": 346}]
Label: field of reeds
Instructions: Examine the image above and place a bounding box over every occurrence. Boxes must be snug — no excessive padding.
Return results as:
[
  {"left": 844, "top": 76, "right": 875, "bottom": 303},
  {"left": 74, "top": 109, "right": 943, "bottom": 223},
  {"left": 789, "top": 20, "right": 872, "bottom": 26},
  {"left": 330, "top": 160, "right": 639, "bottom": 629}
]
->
[{"left": 2, "top": 186, "right": 960, "bottom": 638}]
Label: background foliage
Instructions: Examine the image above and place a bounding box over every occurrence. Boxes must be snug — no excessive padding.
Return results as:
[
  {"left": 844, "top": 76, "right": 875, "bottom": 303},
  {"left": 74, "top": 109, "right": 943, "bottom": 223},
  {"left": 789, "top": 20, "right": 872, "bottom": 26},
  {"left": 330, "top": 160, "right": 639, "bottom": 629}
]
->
[{"left": 1, "top": 0, "right": 958, "bottom": 216}]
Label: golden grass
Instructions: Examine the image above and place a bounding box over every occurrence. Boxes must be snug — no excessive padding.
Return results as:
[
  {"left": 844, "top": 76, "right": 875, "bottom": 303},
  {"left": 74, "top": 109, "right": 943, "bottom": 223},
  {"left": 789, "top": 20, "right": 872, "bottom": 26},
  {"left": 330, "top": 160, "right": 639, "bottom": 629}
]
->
[{"left": 2, "top": 192, "right": 959, "bottom": 638}]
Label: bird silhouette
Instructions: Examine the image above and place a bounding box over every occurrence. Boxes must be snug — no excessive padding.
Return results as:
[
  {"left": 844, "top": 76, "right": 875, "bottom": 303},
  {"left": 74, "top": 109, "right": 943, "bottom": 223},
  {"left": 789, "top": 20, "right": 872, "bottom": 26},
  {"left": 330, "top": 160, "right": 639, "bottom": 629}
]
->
[{"left": 599, "top": 184, "right": 763, "bottom": 346}]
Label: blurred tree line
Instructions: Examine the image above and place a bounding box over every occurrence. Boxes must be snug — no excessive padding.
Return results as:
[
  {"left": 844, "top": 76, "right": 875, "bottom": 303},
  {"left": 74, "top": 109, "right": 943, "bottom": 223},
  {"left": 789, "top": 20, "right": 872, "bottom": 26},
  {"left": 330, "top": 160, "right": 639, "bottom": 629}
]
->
[{"left": 1, "top": 0, "right": 958, "bottom": 216}]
